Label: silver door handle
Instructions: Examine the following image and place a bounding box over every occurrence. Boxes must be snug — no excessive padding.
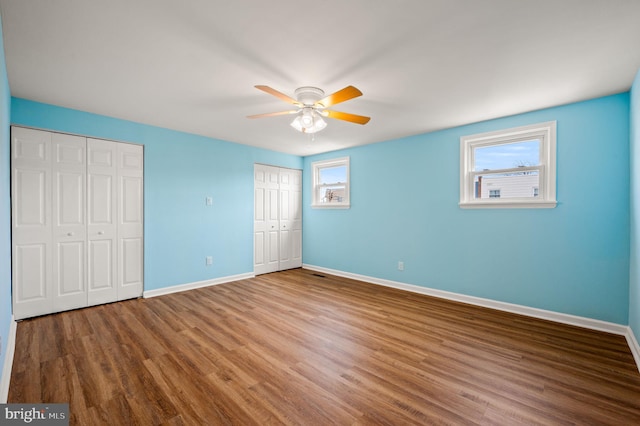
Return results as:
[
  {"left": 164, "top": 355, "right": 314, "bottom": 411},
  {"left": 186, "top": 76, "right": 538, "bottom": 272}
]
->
[
  {"left": 98, "top": 231, "right": 104, "bottom": 235},
  {"left": 67, "top": 232, "right": 73, "bottom": 236}
]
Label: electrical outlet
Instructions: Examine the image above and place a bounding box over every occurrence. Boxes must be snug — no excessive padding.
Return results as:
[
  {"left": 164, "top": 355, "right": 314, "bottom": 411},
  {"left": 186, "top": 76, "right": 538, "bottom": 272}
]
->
[
  {"left": 398, "top": 261, "right": 404, "bottom": 271},
  {"left": 206, "top": 256, "right": 213, "bottom": 266},
  {"left": 206, "top": 196, "right": 213, "bottom": 206}
]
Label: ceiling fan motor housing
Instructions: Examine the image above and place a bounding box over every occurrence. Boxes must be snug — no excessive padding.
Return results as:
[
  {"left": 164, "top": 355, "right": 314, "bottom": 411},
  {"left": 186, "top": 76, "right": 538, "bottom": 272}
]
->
[{"left": 294, "top": 87, "right": 325, "bottom": 106}]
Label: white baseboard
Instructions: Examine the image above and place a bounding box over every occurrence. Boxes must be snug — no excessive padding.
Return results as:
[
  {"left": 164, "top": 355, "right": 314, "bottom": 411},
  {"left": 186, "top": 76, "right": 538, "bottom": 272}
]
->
[
  {"left": 304, "top": 264, "right": 640, "bottom": 373},
  {"left": 143, "top": 272, "right": 255, "bottom": 299},
  {"left": 1, "top": 316, "right": 17, "bottom": 403},
  {"left": 626, "top": 327, "right": 640, "bottom": 373}
]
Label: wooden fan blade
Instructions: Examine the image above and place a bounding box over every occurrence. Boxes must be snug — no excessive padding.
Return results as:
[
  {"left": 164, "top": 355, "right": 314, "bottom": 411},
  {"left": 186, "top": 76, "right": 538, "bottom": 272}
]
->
[
  {"left": 324, "top": 110, "right": 370, "bottom": 125},
  {"left": 315, "top": 86, "right": 362, "bottom": 108},
  {"left": 247, "top": 110, "right": 298, "bottom": 119},
  {"left": 255, "top": 85, "right": 301, "bottom": 106}
]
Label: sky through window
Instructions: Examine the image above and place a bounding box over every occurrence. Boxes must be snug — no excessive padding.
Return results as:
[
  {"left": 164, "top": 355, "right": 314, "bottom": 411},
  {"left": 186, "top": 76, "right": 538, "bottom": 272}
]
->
[{"left": 474, "top": 139, "right": 540, "bottom": 171}]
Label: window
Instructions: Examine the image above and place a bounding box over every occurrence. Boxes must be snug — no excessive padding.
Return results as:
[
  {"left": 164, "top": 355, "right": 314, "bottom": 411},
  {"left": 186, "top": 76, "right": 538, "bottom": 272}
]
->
[
  {"left": 460, "top": 121, "right": 556, "bottom": 209},
  {"left": 311, "top": 157, "right": 350, "bottom": 208}
]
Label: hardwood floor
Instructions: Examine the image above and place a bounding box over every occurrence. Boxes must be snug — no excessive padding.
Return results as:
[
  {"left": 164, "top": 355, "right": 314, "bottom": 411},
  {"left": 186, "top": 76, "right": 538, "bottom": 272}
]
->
[{"left": 8, "top": 268, "right": 640, "bottom": 425}]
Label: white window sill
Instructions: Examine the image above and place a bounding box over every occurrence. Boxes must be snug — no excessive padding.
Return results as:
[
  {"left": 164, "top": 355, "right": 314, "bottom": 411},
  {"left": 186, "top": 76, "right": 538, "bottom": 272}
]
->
[
  {"left": 459, "top": 200, "right": 557, "bottom": 209},
  {"left": 311, "top": 203, "right": 350, "bottom": 209}
]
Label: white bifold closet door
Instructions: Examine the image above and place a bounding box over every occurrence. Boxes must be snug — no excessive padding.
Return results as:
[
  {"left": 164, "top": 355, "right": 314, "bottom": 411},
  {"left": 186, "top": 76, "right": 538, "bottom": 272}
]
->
[
  {"left": 254, "top": 164, "right": 302, "bottom": 275},
  {"left": 115, "top": 143, "right": 144, "bottom": 300},
  {"left": 87, "top": 138, "right": 118, "bottom": 305},
  {"left": 52, "top": 132, "right": 87, "bottom": 312},
  {"left": 11, "top": 127, "right": 143, "bottom": 320}
]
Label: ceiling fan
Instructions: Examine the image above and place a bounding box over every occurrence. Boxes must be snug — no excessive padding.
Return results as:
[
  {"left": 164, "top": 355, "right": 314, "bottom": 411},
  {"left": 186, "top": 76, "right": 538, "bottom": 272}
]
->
[{"left": 247, "top": 85, "right": 370, "bottom": 134}]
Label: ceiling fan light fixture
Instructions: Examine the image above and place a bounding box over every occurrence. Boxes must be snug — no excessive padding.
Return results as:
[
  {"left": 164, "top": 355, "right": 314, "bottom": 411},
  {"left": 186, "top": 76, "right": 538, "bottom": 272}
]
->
[
  {"left": 311, "top": 115, "right": 327, "bottom": 133},
  {"left": 301, "top": 109, "right": 314, "bottom": 127},
  {"left": 291, "top": 109, "right": 326, "bottom": 134}
]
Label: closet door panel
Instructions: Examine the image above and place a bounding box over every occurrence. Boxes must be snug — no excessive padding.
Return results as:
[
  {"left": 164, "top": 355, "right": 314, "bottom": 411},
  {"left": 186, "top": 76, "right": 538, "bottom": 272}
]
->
[
  {"left": 12, "top": 127, "right": 50, "bottom": 166},
  {"left": 11, "top": 127, "right": 54, "bottom": 319},
  {"left": 279, "top": 168, "right": 302, "bottom": 270},
  {"left": 267, "top": 229, "right": 280, "bottom": 264},
  {"left": 121, "top": 177, "right": 143, "bottom": 223},
  {"left": 89, "top": 239, "right": 114, "bottom": 291},
  {"left": 14, "top": 243, "right": 49, "bottom": 310},
  {"left": 55, "top": 241, "right": 85, "bottom": 303},
  {"left": 121, "top": 237, "right": 143, "bottom": 287},
  {"left": 52, "top": 132, "right": 87, "bottom": 312},
  {"left": 14, "top": 168, "right": 49, "bottom": 239},
  {"left": 254, "top": 184, "right": 268, "bottom": 273},
  {"left": 87, "top": 139, "right": 118, "bottom": 305},
  {"left": 254, "top": 165, "right": 280, "bottom": 274},
  {"left": 117, "top": 143, "right": 144, "bottom": 300},
  {"left": 254, "top": 231, "right": 265, "bottom": 267},
  {"left": 290, "top": 181, "right": 302, "bottom": 265},
  {"left": 89, "top": 174, "right": 114, "bottom": 224},
  {"left": 265, "top": 180, "right": 280, "bottom": 271},
  {"left": 12, "top": 128, "right": 51, "bottom": 239},
  {"left": 279, "top": 185, "right": 292, "bottom": 266}
]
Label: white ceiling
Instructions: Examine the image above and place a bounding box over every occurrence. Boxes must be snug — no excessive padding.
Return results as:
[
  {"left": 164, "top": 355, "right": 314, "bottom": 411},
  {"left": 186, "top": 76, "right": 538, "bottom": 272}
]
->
[{"left": 1, "top": 1, "right": 639, "bottom": 156}]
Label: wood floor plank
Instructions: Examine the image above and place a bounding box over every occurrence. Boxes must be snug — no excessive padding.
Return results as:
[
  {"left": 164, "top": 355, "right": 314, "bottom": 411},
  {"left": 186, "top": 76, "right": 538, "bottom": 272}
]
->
[{"left": 8, "top": 268, "right": 640, "bottom": 424}]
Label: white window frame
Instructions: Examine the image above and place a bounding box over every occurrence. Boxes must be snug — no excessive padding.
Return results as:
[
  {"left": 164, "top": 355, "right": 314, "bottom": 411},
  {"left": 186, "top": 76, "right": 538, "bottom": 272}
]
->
[
  {"left": 460, "top": 121, "right": 557, "bottom": 209},
  {"left": 311, "top": 156, "right": 350, "bottom": 209}
]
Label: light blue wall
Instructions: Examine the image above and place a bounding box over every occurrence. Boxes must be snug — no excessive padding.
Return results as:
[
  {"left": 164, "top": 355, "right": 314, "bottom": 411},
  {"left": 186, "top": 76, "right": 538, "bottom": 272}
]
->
[
  {"left": 630, "top": 69, "right": 640, "bottom": 340},
  {"left": 304, "top": 94, "right": 631, "bottom": 324},
  {"left": 11, "top": 98, "right": 302, "bottom": 291},
  {"left": 0, "top": 16, "right": 11, "bottom": 391}
]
